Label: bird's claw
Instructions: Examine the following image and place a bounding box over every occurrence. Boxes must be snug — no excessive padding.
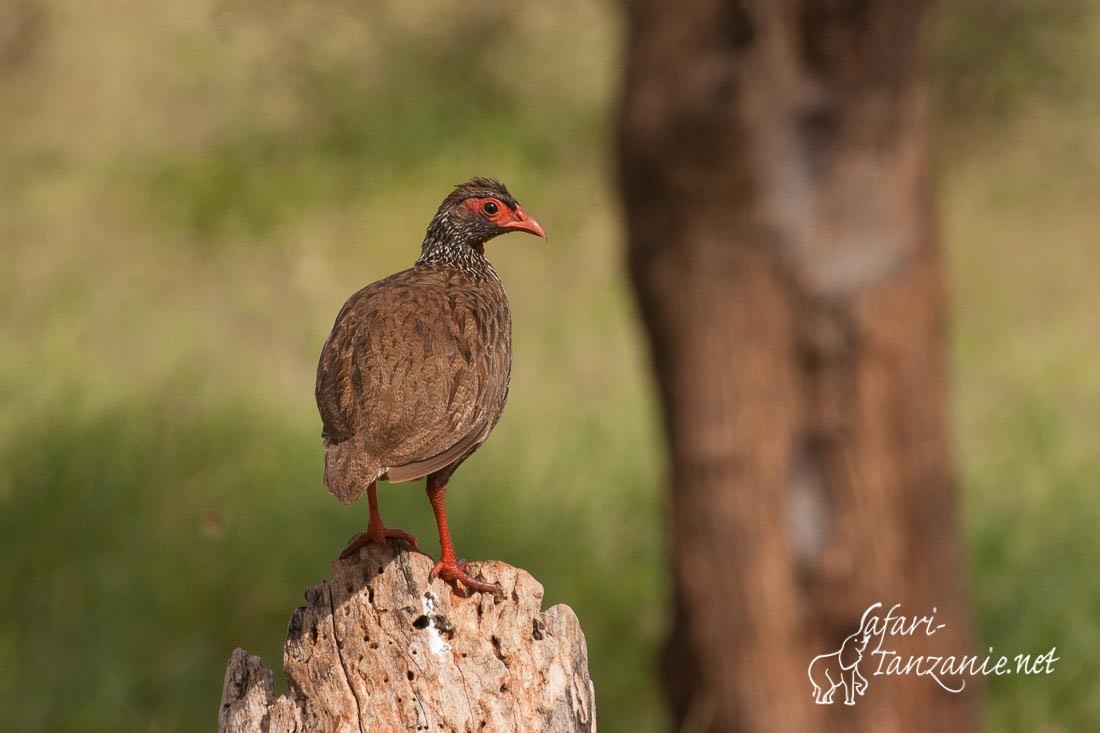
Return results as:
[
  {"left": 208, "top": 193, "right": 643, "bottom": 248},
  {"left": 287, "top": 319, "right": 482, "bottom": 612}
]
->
[
  {"left": 378, "top": 528, "right": 420, "bottom": 549},
  {"left": 430, "top": 559, "right": 503, "bottom": 597},
  {"left": 339, "top": 527, "right": 420, "bottom": 560}
]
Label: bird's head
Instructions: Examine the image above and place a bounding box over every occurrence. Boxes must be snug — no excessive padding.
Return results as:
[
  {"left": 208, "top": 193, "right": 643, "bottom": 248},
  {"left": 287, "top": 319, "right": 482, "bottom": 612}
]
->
[{"left": 419, "top": 177, "right": 546, "bottom": 266}]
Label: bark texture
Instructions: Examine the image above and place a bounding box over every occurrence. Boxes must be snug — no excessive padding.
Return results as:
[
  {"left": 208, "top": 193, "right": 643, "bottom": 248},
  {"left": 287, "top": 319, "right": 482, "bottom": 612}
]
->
[
  {"left": 219, "top": 543, "right": 595, "bottom": 732},
  {"left": 618, "top": 1, "right": 978, "bottom": 731}
]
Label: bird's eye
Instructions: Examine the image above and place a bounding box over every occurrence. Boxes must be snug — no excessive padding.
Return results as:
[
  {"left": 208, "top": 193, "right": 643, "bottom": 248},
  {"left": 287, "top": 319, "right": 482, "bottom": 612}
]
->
[{"left": 482, "top": 200, "right": 499, "bottom": 216}]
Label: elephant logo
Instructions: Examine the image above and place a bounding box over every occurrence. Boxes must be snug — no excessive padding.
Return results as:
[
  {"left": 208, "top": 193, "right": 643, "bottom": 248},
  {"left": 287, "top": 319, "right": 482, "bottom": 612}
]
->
[{"left": 807, "top": 604, "right": 878, "bottom": 705}]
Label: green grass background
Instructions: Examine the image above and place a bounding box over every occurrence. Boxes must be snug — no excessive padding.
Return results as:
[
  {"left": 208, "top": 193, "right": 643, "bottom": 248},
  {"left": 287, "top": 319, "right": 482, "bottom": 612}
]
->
[{"left": 1, "top": 1, "right": 1097, "bottom": 730}]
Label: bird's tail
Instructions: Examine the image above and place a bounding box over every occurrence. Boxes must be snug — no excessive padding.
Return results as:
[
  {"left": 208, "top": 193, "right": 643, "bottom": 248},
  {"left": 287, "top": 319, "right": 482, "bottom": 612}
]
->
[{"left": 323, "top": 438, "right": 379, "bottom": 505}]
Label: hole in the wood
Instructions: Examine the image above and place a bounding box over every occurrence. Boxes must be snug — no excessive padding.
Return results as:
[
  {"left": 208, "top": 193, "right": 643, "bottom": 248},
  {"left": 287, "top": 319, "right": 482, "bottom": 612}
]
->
[
  {"left": 369, "top": 642, "right": 379, "bottom": 649},
  {"left": 499, "top": 684, "right": 507, "bottom": 693},
  {"left": 378, "top": 566, "right": 384, "bottom": 575},
  {"left": 407, "top": 670, "right": 415, "bottom": 681},
  {"left": 368, "top": 587, "right": 375, "bottom": 604},
  {"left": 433, "top": 615, "right": 455, "bottom": 636},
  {"left": 412, "top": 615, "right": 430, "bottom": 630},
  {"left": 288, "top": 612, "right": 302, "bottom": 636},
  {"left": 384, "top": 675, "right": 390, "bottom": 683}
]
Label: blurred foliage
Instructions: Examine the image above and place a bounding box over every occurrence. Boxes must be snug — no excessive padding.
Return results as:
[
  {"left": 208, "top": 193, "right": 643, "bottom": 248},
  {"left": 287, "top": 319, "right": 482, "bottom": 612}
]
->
[
  {"left": 142, "top": 6, "right": 588, "bottom": 239},
  {"left": 1, "top": 0, "right": 1099, "bottom": 731},
  {"left": 933, "top": 0, "right": 1100, "bottom": 128}
]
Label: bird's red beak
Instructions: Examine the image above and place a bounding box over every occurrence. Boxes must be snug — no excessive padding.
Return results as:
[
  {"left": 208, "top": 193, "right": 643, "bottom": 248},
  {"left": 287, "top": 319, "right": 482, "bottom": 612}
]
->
[{"left": 501, "top": 206, "right": 547, "bottom": 240}]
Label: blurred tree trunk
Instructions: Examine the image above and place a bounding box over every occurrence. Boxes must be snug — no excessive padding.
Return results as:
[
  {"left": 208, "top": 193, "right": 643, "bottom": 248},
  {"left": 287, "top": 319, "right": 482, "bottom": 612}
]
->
[{"left": 617, "top": 2, "right": 979, "bottom": 731}]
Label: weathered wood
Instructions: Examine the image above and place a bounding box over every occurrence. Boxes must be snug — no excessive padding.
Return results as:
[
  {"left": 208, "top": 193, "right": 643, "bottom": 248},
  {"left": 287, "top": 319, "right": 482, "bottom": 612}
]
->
[{"left": 219, "top": 542, "right": 596, "bottom": 732}]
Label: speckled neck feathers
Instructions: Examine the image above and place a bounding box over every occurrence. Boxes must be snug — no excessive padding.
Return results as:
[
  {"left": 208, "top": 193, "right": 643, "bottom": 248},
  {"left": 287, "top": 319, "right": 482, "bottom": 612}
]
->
[
  {"left": 416, "top": 177, "right": 519, "bottom": 275},
  {"left": 416, "top": 213, "right": 494, "bottom": 274}
]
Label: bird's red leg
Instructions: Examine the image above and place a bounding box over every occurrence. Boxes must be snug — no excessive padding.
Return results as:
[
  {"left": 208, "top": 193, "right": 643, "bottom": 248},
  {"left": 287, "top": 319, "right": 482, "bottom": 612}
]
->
[
  {"left": 339, "top": 481, "right": 419, "bottom": 559},
  {"left": 426, "top": 476, "right": 502, "bottom": 596}
]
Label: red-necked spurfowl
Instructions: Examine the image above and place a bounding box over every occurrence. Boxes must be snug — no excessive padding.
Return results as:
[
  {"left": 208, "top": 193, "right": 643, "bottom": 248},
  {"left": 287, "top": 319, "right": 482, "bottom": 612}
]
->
[{"left": 315, "top": 178, "right": 545, "bottom": 595}]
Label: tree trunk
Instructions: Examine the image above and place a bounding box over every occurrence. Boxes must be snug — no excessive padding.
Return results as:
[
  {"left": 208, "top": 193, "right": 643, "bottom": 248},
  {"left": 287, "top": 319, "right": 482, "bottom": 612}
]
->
[
  {"left": 219, "top": 543, "right": 596, "bottom": 732},
  {"left": 617, "top": 1, "right": 978, "bottom": 731}
]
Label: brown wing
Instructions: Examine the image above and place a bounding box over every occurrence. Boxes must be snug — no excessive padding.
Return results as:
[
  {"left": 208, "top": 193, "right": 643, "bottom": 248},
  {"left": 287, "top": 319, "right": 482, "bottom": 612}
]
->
[
  {"left": 383, "top": 419, "right": 492, "bottom": 483},
  {"left": 315, "top": 266, "right": 511, "bottom": 497}
]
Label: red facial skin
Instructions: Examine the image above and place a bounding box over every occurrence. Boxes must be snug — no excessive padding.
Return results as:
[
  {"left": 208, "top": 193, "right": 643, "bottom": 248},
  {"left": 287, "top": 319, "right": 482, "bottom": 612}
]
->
[{"left": 462, "top": 197, "right": 547, "bottom": 240}]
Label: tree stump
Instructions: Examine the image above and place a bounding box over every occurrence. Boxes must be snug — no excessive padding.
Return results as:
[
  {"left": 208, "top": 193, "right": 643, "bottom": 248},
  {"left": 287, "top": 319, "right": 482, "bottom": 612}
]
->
[{"left": 218, "top": 542, "right": 596, "bottom": 732}]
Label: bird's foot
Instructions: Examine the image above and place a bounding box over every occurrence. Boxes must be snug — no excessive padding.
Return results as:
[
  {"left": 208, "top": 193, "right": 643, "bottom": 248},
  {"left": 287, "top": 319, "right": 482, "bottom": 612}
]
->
[
  {"left": 339, "top": 526, "right": 419, "bottom": 559},
  {"left": 430, "top": 559, "right": 503, "bottom": 598}
]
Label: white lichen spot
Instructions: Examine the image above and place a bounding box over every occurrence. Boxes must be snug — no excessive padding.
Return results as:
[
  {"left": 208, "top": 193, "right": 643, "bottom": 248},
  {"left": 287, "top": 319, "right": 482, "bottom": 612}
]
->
[{"left": 422, "top": 592, "right": 452, "bottom": 656}]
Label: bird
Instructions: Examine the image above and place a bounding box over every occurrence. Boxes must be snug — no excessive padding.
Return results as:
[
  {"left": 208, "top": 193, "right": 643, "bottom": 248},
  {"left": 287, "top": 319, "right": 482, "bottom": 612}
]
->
[{"left": 315, "top": 177, "right": 546, "bottom": 595}]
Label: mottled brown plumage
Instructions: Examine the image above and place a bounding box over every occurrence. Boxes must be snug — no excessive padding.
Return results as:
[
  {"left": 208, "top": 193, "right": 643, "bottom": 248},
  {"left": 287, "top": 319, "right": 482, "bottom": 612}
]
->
[
  {"left": 315, "top": 178, "right": 545, "bottom": 594},
  {"left": 316, "top": 263, "right": 512, "bottom": 496}
]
